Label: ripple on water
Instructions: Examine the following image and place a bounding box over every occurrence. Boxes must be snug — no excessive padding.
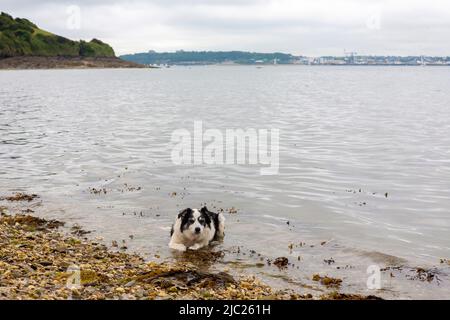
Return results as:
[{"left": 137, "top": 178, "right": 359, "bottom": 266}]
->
[{"left": 1, "top": 67, "right": 450, "bottom": 298}]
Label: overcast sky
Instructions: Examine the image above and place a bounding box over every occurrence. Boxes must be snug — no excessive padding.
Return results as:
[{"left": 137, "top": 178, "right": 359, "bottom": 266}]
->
[{"left": 2, "top": 0, "right": 450, "bottom": 56}]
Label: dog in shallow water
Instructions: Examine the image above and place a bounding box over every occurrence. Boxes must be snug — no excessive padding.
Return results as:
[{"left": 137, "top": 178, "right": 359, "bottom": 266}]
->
[{"left": 169, "top": 207, "right": 225, "bottom": 251}]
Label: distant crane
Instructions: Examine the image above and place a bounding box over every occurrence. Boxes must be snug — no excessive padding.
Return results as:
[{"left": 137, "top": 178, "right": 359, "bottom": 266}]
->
[{"left": 344, "top": 50, "right": 358, "bottom": 64}]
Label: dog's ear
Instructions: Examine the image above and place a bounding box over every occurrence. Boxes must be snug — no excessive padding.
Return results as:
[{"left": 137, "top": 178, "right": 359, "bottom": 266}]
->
[
  {"left": 200, "top": 206, "right": 209, "bottom": 214},
  {"left": 200, "top": 206, "right": 212, "bottom": 225},
  {"left": 178, "top": 208, "right": 192, "bottom": 219}
]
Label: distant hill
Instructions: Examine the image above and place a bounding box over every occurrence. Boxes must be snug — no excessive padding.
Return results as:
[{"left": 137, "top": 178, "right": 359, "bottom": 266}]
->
[
  {"left": 120, "top": 50, "right": 296, "bottom": 65},
  {"left": 0, "top": 12, "right": 115, "bottom": 58}
]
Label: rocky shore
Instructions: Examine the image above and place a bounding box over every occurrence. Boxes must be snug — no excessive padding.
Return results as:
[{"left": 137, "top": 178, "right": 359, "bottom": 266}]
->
[
  {"left": 0, "top": 56, "right": 147, "bottom": 70},
  {"left": 0, "top": 194, "right": 380, "bottom": 300}
]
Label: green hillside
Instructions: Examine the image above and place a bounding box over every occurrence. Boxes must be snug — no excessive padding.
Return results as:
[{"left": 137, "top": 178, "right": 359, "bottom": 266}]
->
[{"left": 0, "top": 12, "right": 115, "bottom": 58}]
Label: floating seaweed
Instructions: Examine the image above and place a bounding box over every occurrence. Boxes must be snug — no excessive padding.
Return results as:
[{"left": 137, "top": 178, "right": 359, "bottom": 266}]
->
[
  {"left": 1, "top": 193, "right": 39, "bottom": 202},
  {"left": 312, "top": 274, "right": 342, "bottom": 288}
]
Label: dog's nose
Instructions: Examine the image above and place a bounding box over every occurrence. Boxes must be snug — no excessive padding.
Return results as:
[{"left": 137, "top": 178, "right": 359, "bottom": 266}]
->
[{"left": 195, "top": 227, "right": 201, "bottom": 233}]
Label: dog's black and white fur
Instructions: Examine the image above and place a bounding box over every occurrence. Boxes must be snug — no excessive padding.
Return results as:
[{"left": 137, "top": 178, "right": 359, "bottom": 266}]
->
[{"left": 169, "top": 206, "right": 225, "bottom": 251}]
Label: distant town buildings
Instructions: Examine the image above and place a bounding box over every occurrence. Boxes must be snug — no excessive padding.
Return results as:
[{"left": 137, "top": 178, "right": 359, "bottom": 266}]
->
[{"left": 296, "top": 55, "right": 450, "bottom": 66}]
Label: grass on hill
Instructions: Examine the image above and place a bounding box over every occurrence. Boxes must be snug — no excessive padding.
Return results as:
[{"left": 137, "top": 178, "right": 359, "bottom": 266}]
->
[{"left": 0, "top": 12, "right": 115, "bottom": 58}]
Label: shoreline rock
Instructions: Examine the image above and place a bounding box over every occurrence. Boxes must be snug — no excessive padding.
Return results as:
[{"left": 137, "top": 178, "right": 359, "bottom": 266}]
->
[
  {"left": 0, "top": 211, "right": 301, "bottom": 300},
  {"left": 0, "top": 56, "right": 148, "bottom": 70},
  {"left": 0, "top": 195, "right": 381, "bottom": 300}
]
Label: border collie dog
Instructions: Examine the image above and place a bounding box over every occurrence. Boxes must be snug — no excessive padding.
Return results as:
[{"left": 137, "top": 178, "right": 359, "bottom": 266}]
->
[{"left": 169, "top": 206, "right": 225, "bottom": 251}]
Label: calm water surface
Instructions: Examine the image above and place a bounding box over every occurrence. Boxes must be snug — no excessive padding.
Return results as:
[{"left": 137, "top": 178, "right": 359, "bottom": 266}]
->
[{"left": 1, "top": 66, "right": 450, "bottom": 298}]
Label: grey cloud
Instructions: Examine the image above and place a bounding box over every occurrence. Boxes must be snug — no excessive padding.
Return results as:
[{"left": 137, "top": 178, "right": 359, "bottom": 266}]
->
[{"left": 2, "top": 0, "right": 450, "bottom": 56}]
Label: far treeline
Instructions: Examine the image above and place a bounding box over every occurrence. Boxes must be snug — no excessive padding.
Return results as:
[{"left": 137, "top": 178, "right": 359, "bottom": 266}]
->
[
  {"left": 0, "top": 12, "right": 115, "bottom": 58},
  {"left": 120, "top": 50, "right": 296, "bottom": 65}
]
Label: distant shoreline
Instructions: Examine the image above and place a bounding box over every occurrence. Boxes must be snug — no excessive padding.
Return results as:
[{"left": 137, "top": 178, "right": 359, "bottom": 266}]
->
[
  {"left": 2, "top": 57, "right": 448, "bottom": 69},
  {"left": 0, "top": 56, "right": 148, "bottom": 70},
  {"left": 119, "top": 50, "right": 450, "bottom": 67}
]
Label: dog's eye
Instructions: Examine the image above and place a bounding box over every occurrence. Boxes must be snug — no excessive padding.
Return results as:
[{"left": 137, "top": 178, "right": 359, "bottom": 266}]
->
[
  {"left": 198, "top": 218, "right": 204, "bottom": 223},
  {"left": 189, "top": 219, "right": 195, "bottom": 223}
]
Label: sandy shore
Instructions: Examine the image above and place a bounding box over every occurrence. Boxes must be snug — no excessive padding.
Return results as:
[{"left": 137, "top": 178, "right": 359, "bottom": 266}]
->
[
  {"left": 0, "top": 194, "right": 381, "bottom": 300},
  {"left": 0, "top": 56, "right": 147, "bottom": 70}
]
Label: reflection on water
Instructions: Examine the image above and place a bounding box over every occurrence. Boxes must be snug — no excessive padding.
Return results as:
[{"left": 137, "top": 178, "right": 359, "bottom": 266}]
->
[{"left": 1, "top": 66, "right": 450, "bottom": 298}]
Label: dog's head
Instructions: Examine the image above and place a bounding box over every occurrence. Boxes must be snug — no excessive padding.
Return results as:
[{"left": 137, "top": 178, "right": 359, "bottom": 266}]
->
[{"left": 178, "top": 207, "right": 212, "bottom": 239}]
